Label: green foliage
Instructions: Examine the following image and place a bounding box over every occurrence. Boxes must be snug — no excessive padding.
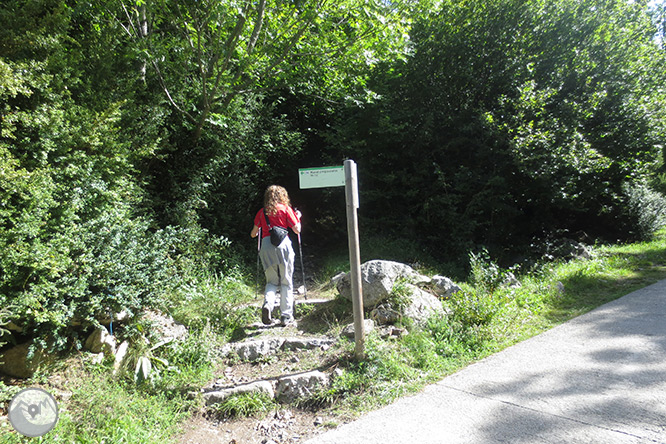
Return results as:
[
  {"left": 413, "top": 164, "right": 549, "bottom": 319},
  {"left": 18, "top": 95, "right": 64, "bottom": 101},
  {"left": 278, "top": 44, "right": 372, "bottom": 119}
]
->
[
  {"left": 387, "top": 278, "right": 413, "bottom": 312},
  {"left": 468, "top": 249, "right": 506, "bottom": 292},
  {"left": 211, "top": 392, "right": 276, "bottom": 419},
  {"left": 117, "top": 0, "right": 415, "bottom": 138},
  {"left": 2, "top": 0, "right": 666, "bottom": 388},
  {"left": 622, "top": 182, "right": 666, "bottom": 240},
  {"left": 448, "top": 287, "right": 504, "bottom": 329},
  {"left": 404, "top": 314, "right": 491, "bottom": 372},
  {"left": 168, "top": 272, "right": 256, "bottom": 340},
  {"left": 56, "top": 376, "right": 186, "bottom": 444},
  {"left": 325, "top": 0, "right": 666, "bottom": 261},
  {"left": 0, "top": 3, "right": 230, "bottom": 352}
]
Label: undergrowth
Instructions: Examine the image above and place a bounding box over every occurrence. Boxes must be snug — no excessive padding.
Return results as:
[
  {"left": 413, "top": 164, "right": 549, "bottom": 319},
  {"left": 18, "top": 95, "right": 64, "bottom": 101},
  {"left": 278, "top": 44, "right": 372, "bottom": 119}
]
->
[{"left": 3, "top": 230, "right": 666, "bottom": 441}]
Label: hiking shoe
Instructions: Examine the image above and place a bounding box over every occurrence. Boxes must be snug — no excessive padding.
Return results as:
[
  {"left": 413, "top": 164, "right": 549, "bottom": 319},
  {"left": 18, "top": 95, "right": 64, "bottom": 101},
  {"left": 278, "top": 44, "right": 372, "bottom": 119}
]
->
[
  {"left": 280, "top": 315, "right": 296, "bottom": 327},
  {"left": 262, "top": 306, "right": 272, "bottom": 325}
]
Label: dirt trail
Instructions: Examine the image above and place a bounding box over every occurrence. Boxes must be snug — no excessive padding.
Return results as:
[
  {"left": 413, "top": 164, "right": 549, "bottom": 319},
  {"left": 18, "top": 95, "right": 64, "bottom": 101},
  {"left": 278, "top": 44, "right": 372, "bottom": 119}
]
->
[{"left": 177, "top": 289, "right": 352, "bottom": 444}]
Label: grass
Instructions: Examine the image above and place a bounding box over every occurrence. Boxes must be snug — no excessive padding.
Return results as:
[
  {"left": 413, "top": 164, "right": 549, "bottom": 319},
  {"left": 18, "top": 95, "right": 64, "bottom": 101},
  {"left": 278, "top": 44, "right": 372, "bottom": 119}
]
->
[
  {"left": 1, "top": 364, "right": 189, "bottom": 443},
  {"left": 2, "top": 230, "right": 666, "bottom": 442},
  {"left": 297, "top": 230, "right": 666, "bottom": 415},
  {"left": 210, "top": 392, "right": 276, "bottom": 419}
]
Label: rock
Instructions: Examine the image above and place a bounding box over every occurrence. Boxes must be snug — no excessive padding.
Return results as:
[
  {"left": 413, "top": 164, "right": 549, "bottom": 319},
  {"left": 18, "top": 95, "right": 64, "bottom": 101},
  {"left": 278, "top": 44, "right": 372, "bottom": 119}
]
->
[
  {"left": 84, "top": 327, "right": 116, "bottom": 356},
  {"left": 330, "top": 272, "right": 346, "bottom": 287},
  {"left": 402, "top": 284, "right": 447, "bottom": 325},
  {"left": 282, "top": 337, "right": 336, "bottom": 351},
  {"left": 378, "top": 326, "right": 408, "bottom": 339},
  {"left": 235, "top": 338, "right": 286, "bottom": 361},
  {"left": 113, "top": 340, "right": 130, "bottom": 374},
  {"left": 204, "top": 380, "right": 275, "bottom": 406},
  {"left": 5, "top": 322, "right": 23, "bottom": 332},
  {"left": 370, "top": 305, "right": 402, "bottom": 325},
  {"left": 341, "top": 319, "right": 375, "bottom": 339},
  {"left": 546, "top": 239, "right": 593, "bottom": 261},
  {"left": 430, "top": 275, "right": 462, "bottom": 299},
  {"left": 224, "top": 336, "right": 336, "bottom": 362},
  {"left": 276, "top": 371, "right": 329, "bottom": 403},
  {"left": 0, "top": 342, "right": 52, "bottom": 378},
  {"left": 336, "top": 260, "right": 430, "bottom": 308},
  {"left": 142, "top": 310, "right": 188, "bottom": 342}
]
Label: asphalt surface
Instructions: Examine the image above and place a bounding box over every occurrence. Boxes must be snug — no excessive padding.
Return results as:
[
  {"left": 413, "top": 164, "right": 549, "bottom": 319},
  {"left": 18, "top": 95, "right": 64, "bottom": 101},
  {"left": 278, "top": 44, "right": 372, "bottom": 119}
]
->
[{"left": 305, "top": 279, "right": 666, "bottom": 444}]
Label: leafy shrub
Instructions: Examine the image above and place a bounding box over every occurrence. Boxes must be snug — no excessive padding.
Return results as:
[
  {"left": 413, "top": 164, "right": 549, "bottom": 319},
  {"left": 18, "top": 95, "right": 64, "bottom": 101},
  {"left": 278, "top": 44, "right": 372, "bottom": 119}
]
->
[
  {"left": 0, "top": 143, "right": 230, "bottom": 351},
  {"left": 622, "top": 182, "right": 666, "bottom": 239},
  {"left": 448, "top": 286, "right": 503, "bottom": 328},
  {"left": 467, "top": 249, "right": 521, "bottom": 292},
  {"left": 168, "top": 272, "right": 256, "bottom": 340}
]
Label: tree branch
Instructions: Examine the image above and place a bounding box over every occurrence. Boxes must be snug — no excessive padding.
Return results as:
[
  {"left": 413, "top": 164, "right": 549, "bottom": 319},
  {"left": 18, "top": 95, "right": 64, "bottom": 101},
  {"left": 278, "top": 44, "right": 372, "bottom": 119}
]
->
[{"left": 247, "top": 0, "right": 267, "bottom": 56}]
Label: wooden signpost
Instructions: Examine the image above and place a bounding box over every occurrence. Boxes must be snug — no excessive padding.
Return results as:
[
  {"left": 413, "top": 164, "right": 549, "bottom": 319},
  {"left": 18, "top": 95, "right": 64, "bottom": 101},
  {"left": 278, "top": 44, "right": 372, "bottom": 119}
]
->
[{"left": 299, "top": 160, "right": 365, "bottom": 359}]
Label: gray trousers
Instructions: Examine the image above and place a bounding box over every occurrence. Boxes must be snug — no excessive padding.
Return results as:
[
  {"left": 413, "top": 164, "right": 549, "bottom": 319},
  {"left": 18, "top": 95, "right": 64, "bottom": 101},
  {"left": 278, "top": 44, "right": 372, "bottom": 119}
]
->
[{"left": 259, "top": 235, "right": 294, "bottom": 318}]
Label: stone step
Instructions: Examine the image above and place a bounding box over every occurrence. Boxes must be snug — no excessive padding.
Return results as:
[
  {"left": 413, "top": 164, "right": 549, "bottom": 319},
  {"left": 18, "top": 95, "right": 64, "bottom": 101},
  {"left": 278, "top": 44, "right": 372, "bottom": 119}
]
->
[
  {"left": 245, "top": 295, "right": 335, "bottom": 309},
  {"left": 220, "top": 336, "right": 336, "bottom": 362},
  {"left": 202, "top": 370, "right": 330, "bottom": 406}
]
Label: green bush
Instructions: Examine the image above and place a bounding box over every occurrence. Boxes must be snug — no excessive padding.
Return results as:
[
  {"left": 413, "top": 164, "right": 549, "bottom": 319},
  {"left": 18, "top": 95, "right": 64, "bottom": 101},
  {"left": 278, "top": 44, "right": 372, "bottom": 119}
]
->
[
  {"left": 622, "top": 182, "right": 666, "bottom": 240},
  {"left": 448, "top": 286, "right": 503, "bottom": 329},
  {"left": 468, "top": 249, "right": 506, "bottom": 292},
  {"left": 168, "top": 272, "right": 256, "bottom": 340}
]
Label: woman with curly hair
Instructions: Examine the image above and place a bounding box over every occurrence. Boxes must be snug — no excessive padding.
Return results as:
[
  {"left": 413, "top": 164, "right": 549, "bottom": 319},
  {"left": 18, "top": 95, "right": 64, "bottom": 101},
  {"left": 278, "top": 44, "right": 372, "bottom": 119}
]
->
[{"left": 250, "top": 185, "right": 302, "bottom": 326}]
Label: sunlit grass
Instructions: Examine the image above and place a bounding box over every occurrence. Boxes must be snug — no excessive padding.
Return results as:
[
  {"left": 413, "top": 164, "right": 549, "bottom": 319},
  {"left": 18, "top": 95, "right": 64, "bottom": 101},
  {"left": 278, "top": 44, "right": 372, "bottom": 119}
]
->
[
  {"left": 5, "top": 231, "right": 666, "bottom": 441},
  {"left": 311, "top": 230, "right": 666, "bottom": 415}
]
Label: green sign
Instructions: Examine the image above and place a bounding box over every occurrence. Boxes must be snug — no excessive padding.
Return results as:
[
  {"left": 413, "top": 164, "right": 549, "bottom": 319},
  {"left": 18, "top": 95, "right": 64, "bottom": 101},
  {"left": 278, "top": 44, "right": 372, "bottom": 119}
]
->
[{"left": 299, "top": 166, "right": 345, "bottom": 189}]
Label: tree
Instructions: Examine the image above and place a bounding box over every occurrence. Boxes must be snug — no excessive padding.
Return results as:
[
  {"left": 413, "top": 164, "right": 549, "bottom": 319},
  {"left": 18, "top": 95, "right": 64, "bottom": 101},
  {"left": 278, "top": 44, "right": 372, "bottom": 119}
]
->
[
  {"left": 325, "top": 0, "right": 666, "bottom": 262},
  {"left": 0, "top": 0, "right": 190, "bottom": 350},
  {"left": 112, "top": 0, "right": 415, "bottom": 142}
]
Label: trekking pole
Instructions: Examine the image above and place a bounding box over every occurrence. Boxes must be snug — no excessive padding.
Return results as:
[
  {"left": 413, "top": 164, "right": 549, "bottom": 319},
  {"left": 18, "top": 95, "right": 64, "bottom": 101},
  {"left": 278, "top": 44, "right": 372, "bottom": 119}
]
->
[
  {"left": 297, "top": 232, "right": 307, "bottom": 300},
  {"left": 256, "top": 228, "right": 262, "bottom": 299}
]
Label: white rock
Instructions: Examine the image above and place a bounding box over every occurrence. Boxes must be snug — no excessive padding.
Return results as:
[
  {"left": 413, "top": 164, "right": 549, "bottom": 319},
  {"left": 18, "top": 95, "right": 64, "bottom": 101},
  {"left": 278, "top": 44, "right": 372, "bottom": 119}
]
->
[
  {"left": 142, "top": 310, "right": 188, "bottom": 342},
  {"left": 336, "top": 260, "right": 430, "bottom": 308},
  {"left": 276, "top": 371, "right": 329, "bottom": 403},
  {"left": 204, "top": 380, "right": 275, "bottom": 406},
  {"left": 113, "top": 340, "right": 130, "bottom": 374},
  {"left": 370, "top": 305, "right": 402, "bottom": 325},
  {"left": 402, "top": 284, "right": 447, "bottom": 325},
  {"left": 234, "top": 338, "right": 286, "bottom": 361},
  {"left": 430, "top": 275, "right": 462, "bottom": 299},
  {"left": 341, "top": 319, "right": 375, "bottom": 339},
  {"left": 84, "top": 327, "right": 116, "bottom": 356},
  {"left": 282, "top": 337, "right": 336, "bottom": 351}
]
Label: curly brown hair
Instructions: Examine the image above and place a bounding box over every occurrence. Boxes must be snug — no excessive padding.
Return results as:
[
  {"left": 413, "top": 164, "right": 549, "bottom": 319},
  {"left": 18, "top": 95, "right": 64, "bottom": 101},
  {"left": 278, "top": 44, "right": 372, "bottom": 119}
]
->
[{"left": 264, "top": 185, "right": 291, "bottom": 216}]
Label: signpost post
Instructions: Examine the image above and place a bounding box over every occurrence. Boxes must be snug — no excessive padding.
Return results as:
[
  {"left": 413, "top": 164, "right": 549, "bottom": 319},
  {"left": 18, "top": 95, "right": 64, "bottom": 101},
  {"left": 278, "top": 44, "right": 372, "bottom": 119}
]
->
[{"left": 299, "top": 160, "right": 365, "bottom": 360}]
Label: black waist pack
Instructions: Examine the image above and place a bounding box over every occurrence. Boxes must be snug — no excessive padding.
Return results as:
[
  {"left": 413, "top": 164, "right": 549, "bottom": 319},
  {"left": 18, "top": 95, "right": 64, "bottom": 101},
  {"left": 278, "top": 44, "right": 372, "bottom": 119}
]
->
[{"left": 264, "top": 211, "right": 289, "bottom": 247}]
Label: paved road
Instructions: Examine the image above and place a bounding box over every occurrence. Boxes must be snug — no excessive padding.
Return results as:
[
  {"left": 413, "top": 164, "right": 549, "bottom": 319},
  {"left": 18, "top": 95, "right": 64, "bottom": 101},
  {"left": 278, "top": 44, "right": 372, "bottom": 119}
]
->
[{"left": 305, "top": 280, "right": 666, "bottom": 444}]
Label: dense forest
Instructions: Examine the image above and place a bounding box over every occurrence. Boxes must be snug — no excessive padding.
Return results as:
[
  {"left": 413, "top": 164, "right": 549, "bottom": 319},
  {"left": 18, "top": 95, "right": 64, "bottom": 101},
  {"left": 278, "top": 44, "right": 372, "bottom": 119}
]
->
[{"left": 1, "top": 0, "right": 666, "bottom": 351}]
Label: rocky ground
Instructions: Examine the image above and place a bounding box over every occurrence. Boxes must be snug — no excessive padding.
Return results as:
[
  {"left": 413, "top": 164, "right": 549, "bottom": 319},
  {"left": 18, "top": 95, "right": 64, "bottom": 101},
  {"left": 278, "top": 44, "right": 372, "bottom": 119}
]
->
[
  {"left": 175, "top": 259, "right": 459, "bottom": 444},
  {"left": 177, "top": 295, "right": 355, "bottom": 444},
  {"left": 2, "top": 260, "right": 455, "bottom": 443}
]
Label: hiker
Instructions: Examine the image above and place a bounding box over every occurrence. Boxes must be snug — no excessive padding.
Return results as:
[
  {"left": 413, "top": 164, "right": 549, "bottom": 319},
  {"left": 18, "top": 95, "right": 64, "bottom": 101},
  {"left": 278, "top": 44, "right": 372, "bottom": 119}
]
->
[{"left": 250, "top": 185, "right": 302, "bottom": 326}]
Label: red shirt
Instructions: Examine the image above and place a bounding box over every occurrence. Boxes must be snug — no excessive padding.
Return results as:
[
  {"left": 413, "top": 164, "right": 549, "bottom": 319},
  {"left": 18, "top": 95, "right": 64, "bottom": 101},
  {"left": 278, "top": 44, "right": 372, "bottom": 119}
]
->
[{"left": 254, "top": 204, "right": 300, "bottom": 239}]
